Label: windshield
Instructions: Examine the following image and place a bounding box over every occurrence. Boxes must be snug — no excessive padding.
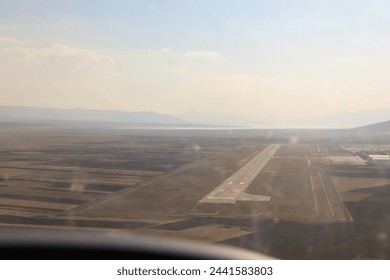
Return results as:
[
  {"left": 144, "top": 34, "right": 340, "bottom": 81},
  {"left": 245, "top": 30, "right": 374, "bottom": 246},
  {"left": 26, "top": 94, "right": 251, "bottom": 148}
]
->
[{"left": 0, "top": 0, "right": 389, "bottom": 260}]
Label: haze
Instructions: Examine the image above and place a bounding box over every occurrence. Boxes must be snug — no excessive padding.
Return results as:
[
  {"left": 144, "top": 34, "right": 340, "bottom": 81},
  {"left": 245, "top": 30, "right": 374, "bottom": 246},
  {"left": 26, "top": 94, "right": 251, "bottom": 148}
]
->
[{"left": 1, "top": 0, "right": 389, "bottom": 121}]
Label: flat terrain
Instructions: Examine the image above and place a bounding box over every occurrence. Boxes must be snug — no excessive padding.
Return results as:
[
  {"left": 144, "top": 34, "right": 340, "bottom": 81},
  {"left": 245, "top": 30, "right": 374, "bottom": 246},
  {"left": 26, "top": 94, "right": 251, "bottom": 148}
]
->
[{"left": 0, "top": 123, "right": 389, "bottom": 259}]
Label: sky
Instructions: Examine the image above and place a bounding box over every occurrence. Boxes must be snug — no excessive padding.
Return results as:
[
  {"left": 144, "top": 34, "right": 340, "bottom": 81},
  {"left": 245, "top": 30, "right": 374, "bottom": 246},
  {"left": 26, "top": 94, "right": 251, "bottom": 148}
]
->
[{"left": 0, "top": 0, "right": 390, "bottom": 119}]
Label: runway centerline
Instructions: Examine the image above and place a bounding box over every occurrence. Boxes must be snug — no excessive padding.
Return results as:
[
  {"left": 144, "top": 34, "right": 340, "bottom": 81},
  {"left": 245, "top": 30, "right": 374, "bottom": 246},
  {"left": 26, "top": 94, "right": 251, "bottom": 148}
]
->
[{"left": 199, "top": 144, "right": 281, "bottom": 204}]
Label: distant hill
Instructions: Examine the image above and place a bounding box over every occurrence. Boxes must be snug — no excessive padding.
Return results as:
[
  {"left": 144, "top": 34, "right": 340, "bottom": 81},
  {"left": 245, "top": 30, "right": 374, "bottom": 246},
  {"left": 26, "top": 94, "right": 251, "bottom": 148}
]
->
[
  {"left": 317, "top": 108, "right": 390, "bottom": 128},
  {"left": 353, "top": 119, "right": 390, "bottom": 133},
  {"left": 178, "top": 107, "right": 390, "bottom": 128},
  {"left": 0, "top": 106, "right": 188, "bottom": 125}
]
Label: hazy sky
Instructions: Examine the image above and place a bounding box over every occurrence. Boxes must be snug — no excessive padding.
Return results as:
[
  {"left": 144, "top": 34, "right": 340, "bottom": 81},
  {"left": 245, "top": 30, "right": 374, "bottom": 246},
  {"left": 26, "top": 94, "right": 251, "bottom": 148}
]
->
[{"left": 1, "top": 0, "right": 389, "bottom": 118}]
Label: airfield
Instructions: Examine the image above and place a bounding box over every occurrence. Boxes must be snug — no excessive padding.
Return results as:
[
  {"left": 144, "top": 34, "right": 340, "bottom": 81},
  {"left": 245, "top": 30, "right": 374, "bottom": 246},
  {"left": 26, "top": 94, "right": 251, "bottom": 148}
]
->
[{"left": 0, "top": 123, "right": 389, "bottom": 259}]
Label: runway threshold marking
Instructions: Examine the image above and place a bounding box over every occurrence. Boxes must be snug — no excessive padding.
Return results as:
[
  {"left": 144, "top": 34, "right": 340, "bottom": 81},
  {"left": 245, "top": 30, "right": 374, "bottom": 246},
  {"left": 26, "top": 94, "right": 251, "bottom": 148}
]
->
[{"left": 199, "top": 144, "right": 281, "bottom": 204}]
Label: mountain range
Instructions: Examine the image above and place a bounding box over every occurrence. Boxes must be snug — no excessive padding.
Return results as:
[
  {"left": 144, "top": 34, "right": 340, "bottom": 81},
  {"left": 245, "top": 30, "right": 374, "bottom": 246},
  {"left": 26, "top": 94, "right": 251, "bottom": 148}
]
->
[
  {"left": 0, "top": 106, "right": 187, "bottom": 125},
  {"left": 177, "top": 107, "right": 390, "bottom": 129},
  {"left": 353, "top": 119, "right": 390, "bottom": 133},
  {"left": 0, "top": 105, "right": 389, "bottom": 129}
]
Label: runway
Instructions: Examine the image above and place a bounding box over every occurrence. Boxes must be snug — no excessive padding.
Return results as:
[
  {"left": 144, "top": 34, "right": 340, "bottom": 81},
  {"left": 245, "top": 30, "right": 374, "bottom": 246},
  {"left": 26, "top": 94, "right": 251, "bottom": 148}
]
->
[{"left": 199, "top": 144, "right": 281, "bottom": 204}]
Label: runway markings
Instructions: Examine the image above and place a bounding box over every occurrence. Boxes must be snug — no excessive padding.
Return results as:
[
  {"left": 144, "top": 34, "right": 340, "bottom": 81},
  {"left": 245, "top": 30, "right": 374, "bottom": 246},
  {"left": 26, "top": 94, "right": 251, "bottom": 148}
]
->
[{"left": 199, "top": 144, "right": 281, "bottom": 204}]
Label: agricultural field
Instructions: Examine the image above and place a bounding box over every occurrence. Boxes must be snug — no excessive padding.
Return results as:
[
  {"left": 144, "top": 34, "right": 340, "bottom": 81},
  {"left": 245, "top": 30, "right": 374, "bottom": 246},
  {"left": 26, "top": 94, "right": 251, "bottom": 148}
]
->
[{"left": 0, "top": 123, "right": 389, "bottom": 259}]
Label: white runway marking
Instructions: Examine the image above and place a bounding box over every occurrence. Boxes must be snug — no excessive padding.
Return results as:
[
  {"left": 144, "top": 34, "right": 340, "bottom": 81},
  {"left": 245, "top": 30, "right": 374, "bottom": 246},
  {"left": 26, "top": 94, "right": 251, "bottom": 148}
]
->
[{"left": 200, "top": 144, "right": 281, "bottom": 204}]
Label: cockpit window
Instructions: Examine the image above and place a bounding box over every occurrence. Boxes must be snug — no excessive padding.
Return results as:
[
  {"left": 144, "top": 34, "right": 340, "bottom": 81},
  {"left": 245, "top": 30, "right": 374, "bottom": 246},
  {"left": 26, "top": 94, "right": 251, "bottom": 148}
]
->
[{"left": 0, "top": 1, "right": 389, "bottom": 260}]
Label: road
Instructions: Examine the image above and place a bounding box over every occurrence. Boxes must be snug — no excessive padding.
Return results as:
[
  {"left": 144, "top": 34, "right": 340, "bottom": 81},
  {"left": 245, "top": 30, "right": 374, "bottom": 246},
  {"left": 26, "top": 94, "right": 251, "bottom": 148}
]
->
[{"left": 199, "top": 144, "right": 281, "bottom": 204}]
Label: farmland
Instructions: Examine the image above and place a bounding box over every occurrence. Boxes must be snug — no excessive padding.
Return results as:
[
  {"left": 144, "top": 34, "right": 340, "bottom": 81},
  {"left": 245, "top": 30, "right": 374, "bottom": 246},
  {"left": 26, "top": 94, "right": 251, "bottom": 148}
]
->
[{"left": 0, "top": 123, "right": 389, "bottom": 259}]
